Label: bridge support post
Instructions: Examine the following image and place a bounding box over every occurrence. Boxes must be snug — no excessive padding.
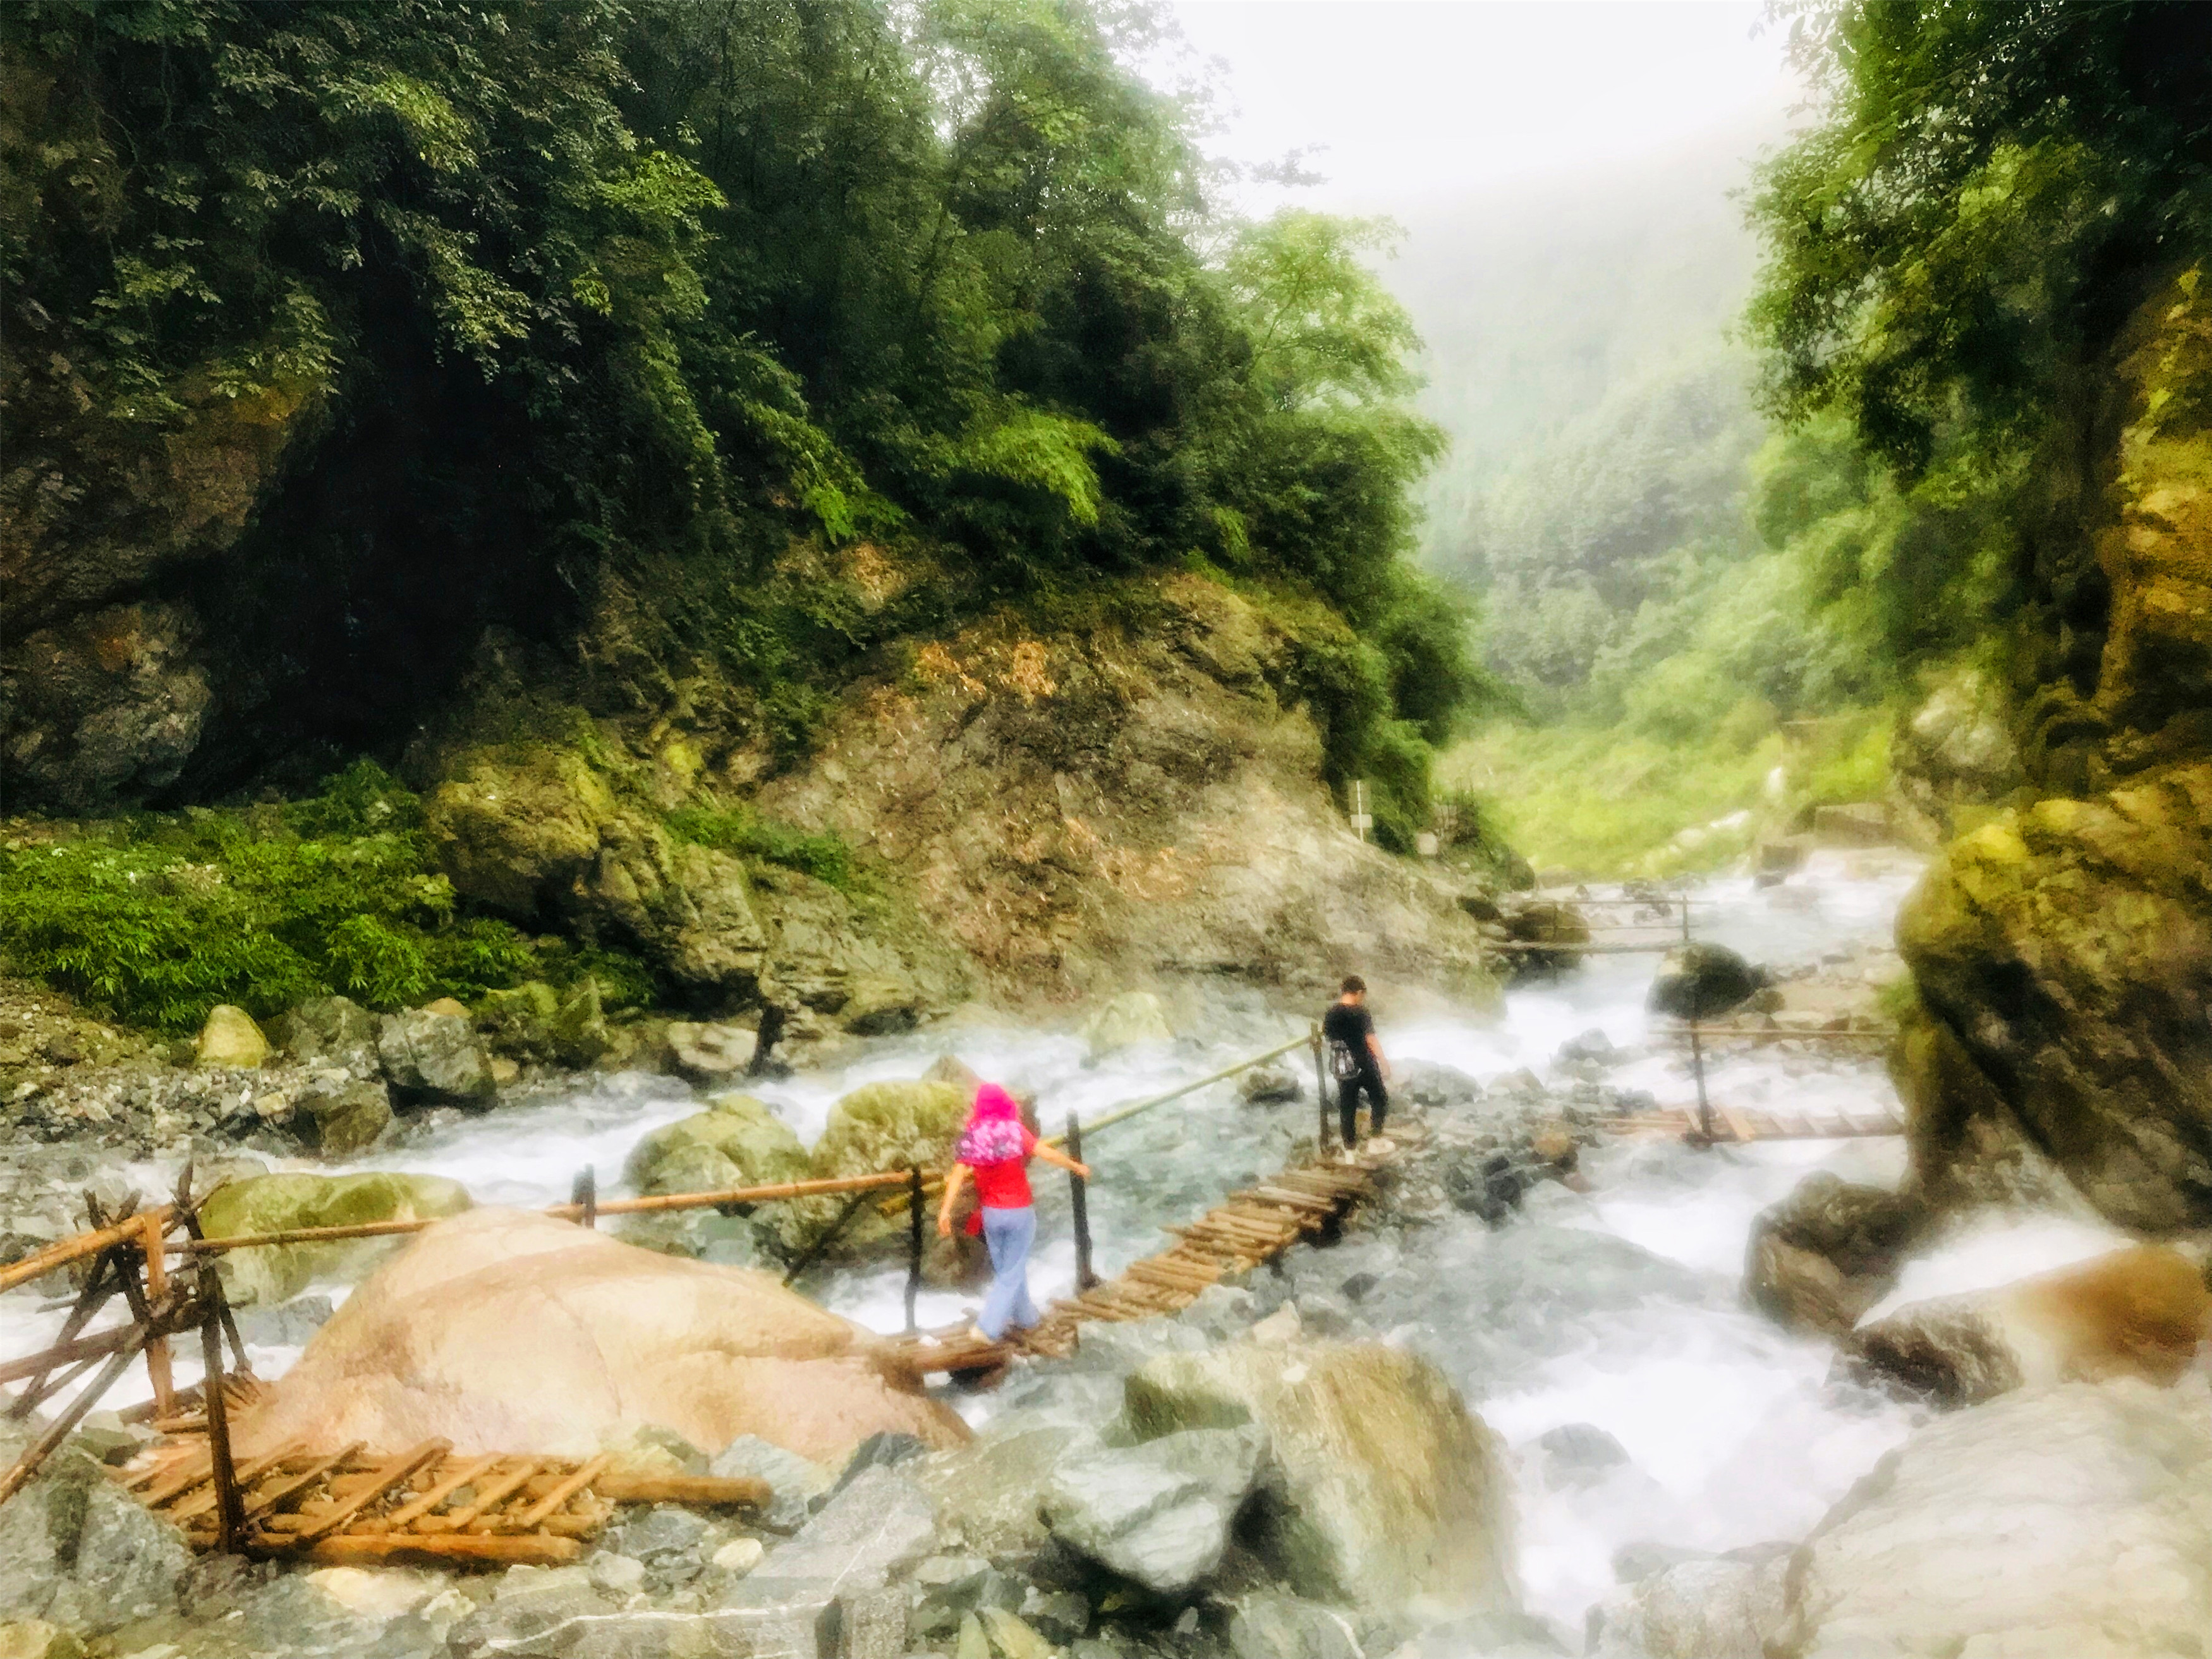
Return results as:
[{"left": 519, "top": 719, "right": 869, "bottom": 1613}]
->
[
  {"left": 1311, "top": 1025, "right": 1330, "bottom": 1153},
  {"left": 1067, "top": 1117, "right": 1098, "bottom": 1291},
  {"left": 196, "top": 1256, "right": 245, "bottom": 1552},
  {"left": 572, "top": 1166, "right": 597, "bottom": 1229},
  {"left": 904, "top": 1165, "right": 924, "bottom": 1333}
]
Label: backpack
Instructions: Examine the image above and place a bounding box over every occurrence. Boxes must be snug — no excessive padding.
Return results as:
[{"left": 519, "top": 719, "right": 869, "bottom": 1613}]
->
[{"left": 1328, "top": 1038, "right": 1363, "bottom": 1081}]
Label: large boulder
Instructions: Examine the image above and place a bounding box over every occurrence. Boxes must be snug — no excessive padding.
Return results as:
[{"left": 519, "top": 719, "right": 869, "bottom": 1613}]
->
[
  {"left": 291, "top": 1076, "right": 394, "bottom": 1157},
  {"left": 1646, "top": 943, "right": 1761, "bottom": 1021},
  {"left": 1589, "top": 1553, "right": 1789, "bottom": 1659},
  {"left": 198, "top": 1171, "right": 474, "bottom": 1304},
  {"left": 1775, "top": 1377, "right": 2212, "bottom": 1656},
  {"left": 375, "top": 1008, "right": 495, "bottom": 1103},
  {"left": 229, "top": 1207, "right": 969, "bottom": 1467},
  {"left": 1743, "top": 1174, "right": 1928, "bottom": 1337},
  {"left": 623, "top": 1095, "right": 810, "bottom": 1197},
  {"left": 194, "top": 1004, "right": 270, "bottom": 1068},
  {"left": 811, "top": 1079, "right": 971, "bottom": 1179},
  {"left": 1041, "top": 1426, "right": 1265, "bottom": 1595},
  {"left": 665, "top": 1021, "right": 759, "bottom": 1085},
  {"left": 1889, "top": 664, "right": 2024, "bottom": 849},
  {"left": 1844, "top": 1244, "right": 2212, "bottom": 1406},
  {"left": 1079, "top": 991, "right": 1175, "bottom": 1056},
  {"left": 1122, "top": 1337, "right": 1516, "bottom": 1618},
  {"left": 0, "top": 1447, "right": 191, "bottom": 1635},
  {"left": 268, "top": 995, "right": 379, "bottom": 1071},
  {"left": 1895, "top": 765, "right": 2212, "bottom": 1231}
]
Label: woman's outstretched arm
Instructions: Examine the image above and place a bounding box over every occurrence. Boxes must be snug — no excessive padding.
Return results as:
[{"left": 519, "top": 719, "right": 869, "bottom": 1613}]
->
[
  {"left": 1034, "top": 1142, "right": 1092, "bottom": 1181},
  {"left": 937, "top": 1162, "right": 971, "bottom": 1237}
]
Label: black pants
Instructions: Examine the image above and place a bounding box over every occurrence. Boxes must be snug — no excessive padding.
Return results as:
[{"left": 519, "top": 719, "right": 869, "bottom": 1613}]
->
[{"left": 1339, "top": 1068, "right": 1388, "bottom": 1146}]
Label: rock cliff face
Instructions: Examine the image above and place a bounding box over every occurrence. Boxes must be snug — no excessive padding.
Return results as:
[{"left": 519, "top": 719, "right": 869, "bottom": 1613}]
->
[
  {"left": 1896, "top": 272, "right": 2212, "bottom": 1229},
  {"left": 757, "top": 576, "right": 1500, "bottom": 1010}
]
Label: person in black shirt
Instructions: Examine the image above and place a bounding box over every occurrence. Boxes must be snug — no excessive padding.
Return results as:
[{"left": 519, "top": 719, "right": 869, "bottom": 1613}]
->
[{"left": 1322, "top": 975, "right": 1391, "bottom": 1153}]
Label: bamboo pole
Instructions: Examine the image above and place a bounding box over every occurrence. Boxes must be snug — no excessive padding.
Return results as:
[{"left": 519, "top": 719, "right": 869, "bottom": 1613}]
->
[
  {"left": 138, "top": 1212, "right": 174, "bottom": 1419},
  {"left": 0, "top": 1210, "right": 170, "bottom": 1296}
]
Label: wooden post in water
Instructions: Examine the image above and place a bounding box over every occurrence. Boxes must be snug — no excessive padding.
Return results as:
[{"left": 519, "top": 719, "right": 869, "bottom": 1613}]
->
[
  {"left": 1067, "top": 1116, "right": 1098, "bottom": 1291},
  {"left": 573, "top": 1166, "right": 597, "bottom": 1229},
  {"left": 904, "top": 1165, "right": 924, "bottom": 1334},
  {"left": 195, "top": 1256, "right": 245, "bottom": 1552},
  {"left": 1311, "top": 1025, "right": 1331, "bottom": 1153},
  {"left": 1678, "top": 894, "right": 1715, "bottom": 1146},
  {"left": 137, "top": 1211, "right": 173, "bottom": 1419}
]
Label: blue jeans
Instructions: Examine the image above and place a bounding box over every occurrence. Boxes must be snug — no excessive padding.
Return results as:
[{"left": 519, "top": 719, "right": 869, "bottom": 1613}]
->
[{"left": 979, "top": 1205, "right": 1040, "bottom": 1340}]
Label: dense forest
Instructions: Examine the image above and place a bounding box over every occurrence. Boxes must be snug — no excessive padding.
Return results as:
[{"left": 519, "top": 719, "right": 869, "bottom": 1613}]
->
[{"left": 1, "top": 0, "right": 1495, "bottom": 1026}]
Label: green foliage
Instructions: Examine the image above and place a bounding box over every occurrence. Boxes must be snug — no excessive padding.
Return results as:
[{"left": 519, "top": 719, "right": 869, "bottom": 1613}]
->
[
  {"left": 0, "top": 765, "right": 622, "bottom": 1031},
  {"left": 667, "top": 806, "right": 863, "bottom": 893}
]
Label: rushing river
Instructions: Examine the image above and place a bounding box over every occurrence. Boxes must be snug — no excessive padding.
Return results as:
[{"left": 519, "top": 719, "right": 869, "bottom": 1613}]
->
[{"left": 5, "top": 847, "right": 2147, "bottom": 1645}]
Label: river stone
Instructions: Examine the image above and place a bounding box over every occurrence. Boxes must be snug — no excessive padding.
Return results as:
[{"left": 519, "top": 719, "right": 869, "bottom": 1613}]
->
[
  {"left": 1124, "top": 1339, "right": 1517, "bottom": 1617},
  {"left": 478, "top": 980, "right": 562, "bottom": 1058},
  {"left": 376, "top": 1009, "right": 495, "bottom": 1103},
  {"left": 1534, "top": 1423, "right": 1629, "bottom": 1487},
  {"left": 1042, "top": 1425, "right": 1265, "bottom": 1595},
  {"left": 1777, "top": 1377, "right": 2212, "bottom": 1656},
  {"left": 1743, "top": 1173, "right": 1926, "bottom": 1337},
  {"left": 1225, "top": 1593, "right": 1361, "bottom": 1659},
  {"left": 625, "top": 1096, "right": 808, "bottom": 1198},
  {"left": 815, "top": 1078, "right": 971, "bottom": 1168},
  {"left": 714, "top": 1466, "right": 937, "bottom": 1644},
  {"left": 1078, "top": 991, "right": 1174, "bottom": 1055},
  {"left": 709, "top": 1433, "right": 834, "bottom": 1531},
  {"left": 667, "top": 1021, "right": 758, "bottom": 1085},
  {"left": 1844, "top": 1244, "right": 2212, "bottom": 1407},
  {"left": 195, "top": 1003, "right": 271, "bottom": 1067},
  {"left": 548, "top": 979, "right": 612, "bottom": 1067},
  {"left": 294, "top": 1075, "right": 394, "bottom": 1156},
  {"left": 198, "top": 1170, "right": 473, "bottom": 1304},
  {"left": 1645, "top": 943, "right": 1761, "bottom": 1021},
  {"left": 1588, "top": 1555, "right": 1787, "bottom": 1659},
  {"left": 911, "top": 1423, "right": 1099, "bottom": 1559},
  {"left": 0, "top": 1622, "right": 83, "bottom": 1659},
  {"left": 270, "top": 995, "right": 379, "bottom": 1069},
  {"left": 0, "top": 1451, "right": 190, "bottom": 1634},
  {"left": 1238, "top": 1065, "right": 1301, "bottom": 1104}
]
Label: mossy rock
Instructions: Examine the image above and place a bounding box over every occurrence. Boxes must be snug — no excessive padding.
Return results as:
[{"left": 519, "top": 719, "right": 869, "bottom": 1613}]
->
[
  {"left": 623, "top": 1095, "right": 808, "bottom": 1198},
  {"left": 199, "top": 1171, "right": 473, "bottom": 1304},
  {"left": 195, "top": 1005, "right": 270, "bottom": 1068},
  {"left": 810, "top": 1080, "right": 971, "bottom": 1178}
]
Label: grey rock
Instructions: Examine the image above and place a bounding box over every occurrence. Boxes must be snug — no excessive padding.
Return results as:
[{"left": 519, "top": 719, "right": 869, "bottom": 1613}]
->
[
  {"left": 1535, "top": 1423, "right": 1629, "bottom": 1486},
  {"left": 1019, "top": 1588, "right": 1090, "bottom": 1643},
  {"left": 910, "top": 1425, "right": 1096, "bottom": 1560},
  {"left": 1646, "top": 944, "right": 1763, "bottom": 1021},
  {"left": 0, "top": 1454, "right": 190, "bottom": 1633},
  {"left": 376, "top": 1009, "right": 495, "bottom": 1103},
  {"left": 825, "top": 1431, "right": 928, "bottom": 1502},
  {"left": 1227, "top": 1594, "right": 1360, "bottom": 1659},
  {"left": 1589, "top": 1555, "right": 1789, "bottom": 1658},
  {"left": 1237, "top": 1065, "right": 1302, "bottom": 1105},
  {"left": 607, "top": 1504, "right": 711, "bottom": 1567},
  {"left": 295, "top": 1075, "right": 393, "bottom": 1155},
  {"left": 1744, "top": 1173, "right": 1926, "bottom": 1337},
  {"left": 1398, "top": 1611, "right": 1571, "bottom": 1658},
  {"left": 589, "top": 1553, "right": 648, "bottom": 1596},
  {"left": 711, "top": 1434, "right": 834, "bottom": 1531},
  {"left": 1555, "top": 1028, "right": 1619, "bottom": 1066},
  {"left": 736, "top": 1466, "right": 939, "bottom": 1600},
  {"left": 446, "top": 1578, "right": 616, "bottom": 1657},
  {"left": 271, "top": 995, "right": 380, "bottom": 1070},
  {"left": 667, "top": 1021, "right": 760, "bottom": 1085},
  {"left": 1, "top": 599, "right": 213, "bottom": 814},
  {"left": 1042, "top": 1425, "right": 1265, "bottom": 1595}
]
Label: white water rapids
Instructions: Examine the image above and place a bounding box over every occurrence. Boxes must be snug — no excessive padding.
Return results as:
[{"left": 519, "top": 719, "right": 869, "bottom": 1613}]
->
[{"left": 3, "top": 847, "right": 2148, "bottom": 1646}]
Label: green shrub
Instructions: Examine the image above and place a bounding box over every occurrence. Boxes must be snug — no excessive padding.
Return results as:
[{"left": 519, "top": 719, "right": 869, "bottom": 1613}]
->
[
  {"left": 0, "top": 764, "right": 615, "bottom": 1033},
  {"left": 667, "top": 805, "right": 863, "bottom": 892}
]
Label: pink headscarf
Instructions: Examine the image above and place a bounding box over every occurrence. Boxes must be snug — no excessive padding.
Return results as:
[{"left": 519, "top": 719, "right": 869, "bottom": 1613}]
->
[{"left": 956, "top": 1083, "right": 1027, "bottom": 1166}]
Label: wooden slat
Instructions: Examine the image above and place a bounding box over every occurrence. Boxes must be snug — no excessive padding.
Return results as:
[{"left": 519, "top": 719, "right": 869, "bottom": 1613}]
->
[
  {"left": 166, "top": 1445, "right": 307, "bottom": 1521},
  {"left": 137, "top": 1448, "right": 216, "bottom": 1505},
  {"left": 303, "top": 1532, "right": 582, "bottom": 1568},
  {"left": 456, "top": 1459, "right": 548, "bottom": 1533},
  {"left": 379, "top": 1452, "right": 504, "bottom": 1531},
  {"left": 289, "top": 1440, "right": 450, "bottom": 1545},
  {"left": 239, "top": 1444, "right": 366, "bottom": 1526},
  {"left": 1719, "top": 1107, "right": 1761, "bottom": 1144},
  {"left": 590, "top": 1472, "right": 770, "bottom": 1507},
  {"left": 508, "top": 1454, "right": 609, "bottom": 1532}
]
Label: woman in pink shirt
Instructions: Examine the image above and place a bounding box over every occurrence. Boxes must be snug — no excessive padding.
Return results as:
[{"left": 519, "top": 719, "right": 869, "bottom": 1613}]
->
[{"left": 936, "top": 1083, "right": 1092, "bottom": 1341}]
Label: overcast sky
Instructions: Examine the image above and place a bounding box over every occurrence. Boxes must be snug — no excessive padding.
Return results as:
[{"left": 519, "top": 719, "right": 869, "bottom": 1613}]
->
[{"left": 1158, "top": 1, "right": 1797, "bottom": 216}]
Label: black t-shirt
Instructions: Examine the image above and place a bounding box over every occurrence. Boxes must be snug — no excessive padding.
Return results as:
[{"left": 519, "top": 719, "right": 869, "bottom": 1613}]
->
[{"left": 1323, "top": 1001, "right": 1377, "bottom": 1074}]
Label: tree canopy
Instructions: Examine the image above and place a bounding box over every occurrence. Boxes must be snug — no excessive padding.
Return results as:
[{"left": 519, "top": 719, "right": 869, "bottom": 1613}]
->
[{"left": 3, "top": 0, "right": 1479, "bottom": 825}]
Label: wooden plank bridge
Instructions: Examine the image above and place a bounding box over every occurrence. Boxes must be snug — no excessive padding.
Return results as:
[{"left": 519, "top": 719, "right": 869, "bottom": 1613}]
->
[{"left": 890, "top": 1126, "right": 1420, "bottom": 1378}]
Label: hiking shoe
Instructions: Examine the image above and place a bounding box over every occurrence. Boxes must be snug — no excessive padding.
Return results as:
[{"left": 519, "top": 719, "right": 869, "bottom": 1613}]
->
[{"left": 1366, "top": 1136, "right": 1396, "bottom": 1157}]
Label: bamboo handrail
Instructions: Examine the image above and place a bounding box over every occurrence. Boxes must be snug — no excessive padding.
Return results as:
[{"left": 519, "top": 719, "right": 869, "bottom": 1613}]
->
[{"left": 8, "top": 1035, "right": 1318, "bottom": 1273}]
